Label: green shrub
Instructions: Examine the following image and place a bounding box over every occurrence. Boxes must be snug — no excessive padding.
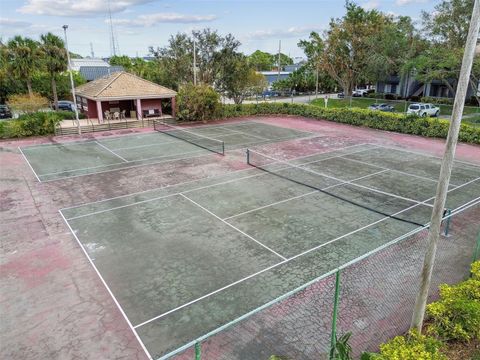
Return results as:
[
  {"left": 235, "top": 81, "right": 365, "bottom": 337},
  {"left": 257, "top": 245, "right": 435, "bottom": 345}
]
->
[
  {"left": 0, "top": 111, "right": 63, "bottom": 138},
  {"left": 426, "top": 261, "right": 480, "bottom": 342},
  {"left": 421, "top": 96, "right": 454, "bottom": 105},
  {"left": 330, "top": 332, "right": 353, "bottom": 360},
  {"left": 219, "top": 103, "right": 480, "bottom": 144},
  {"left": 361, "top": 330, "right": 447, "bottom": 360},
  {"left": 176, "top": 83, "right": 220, "bottom": 122}
]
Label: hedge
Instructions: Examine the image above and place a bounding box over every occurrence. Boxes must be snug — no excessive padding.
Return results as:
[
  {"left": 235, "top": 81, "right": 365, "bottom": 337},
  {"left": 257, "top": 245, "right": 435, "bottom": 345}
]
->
[
  {"left": 0, "top": 111, "right": 67, "bottom": 138},
  {"left": 219, "top": 103, "right": 480, "bottom": 144}
]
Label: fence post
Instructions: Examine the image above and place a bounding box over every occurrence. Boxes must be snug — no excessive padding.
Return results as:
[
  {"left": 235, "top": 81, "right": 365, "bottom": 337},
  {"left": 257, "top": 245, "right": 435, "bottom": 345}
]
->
[
  {"left": 472, "top": 231, "right": 480, "bottom": 265},
  {"left": 195, "top": 341, "right": 201, "bottom": 360},
  {"left": 443, "top": 209, "right": 452, "bottom": 236},
  {"left": 330, "top": 269, "right": 341, "bottom": 359}
]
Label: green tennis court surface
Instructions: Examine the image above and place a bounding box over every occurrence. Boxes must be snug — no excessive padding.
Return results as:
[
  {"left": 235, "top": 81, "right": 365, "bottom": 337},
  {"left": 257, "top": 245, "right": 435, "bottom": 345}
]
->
[
  {"left": 20, "top": 121, "right": 312, "bottom": 181},
  {"left": 59, "top": 144, "right": 480, "bottom": 359}
]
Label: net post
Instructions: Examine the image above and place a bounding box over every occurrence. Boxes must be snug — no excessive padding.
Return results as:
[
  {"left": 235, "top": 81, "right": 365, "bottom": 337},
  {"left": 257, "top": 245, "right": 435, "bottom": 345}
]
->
[
  {"left": 222, "top": 141, "right": 225, "bottom": 156},
  {"left": 443, "top": 209, "right": 452, "bottom": 236},
  {"left": 472, "top": 232, "right": 480, "bottom": 272},
  {"left": 194, "top": 341, "right": 201, "bottom": 360},
  {"left": 246, "top": 149, "right": 250, "bottom": 165},
  {"left": 329, "top": 269, "right": 341, "bottom": 360}
]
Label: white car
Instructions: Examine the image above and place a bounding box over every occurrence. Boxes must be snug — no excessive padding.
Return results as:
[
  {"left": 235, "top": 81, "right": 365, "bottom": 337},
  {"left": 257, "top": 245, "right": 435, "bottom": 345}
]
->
[{"left": 407, "top": 103, "right": 440, "bottom": 117}]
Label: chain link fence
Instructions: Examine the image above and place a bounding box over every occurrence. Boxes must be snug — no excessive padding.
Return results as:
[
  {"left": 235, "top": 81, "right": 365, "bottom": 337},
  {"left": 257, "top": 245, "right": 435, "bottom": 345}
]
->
[{"left": 166, "top": 202, "right": 479, "bottom": 360}]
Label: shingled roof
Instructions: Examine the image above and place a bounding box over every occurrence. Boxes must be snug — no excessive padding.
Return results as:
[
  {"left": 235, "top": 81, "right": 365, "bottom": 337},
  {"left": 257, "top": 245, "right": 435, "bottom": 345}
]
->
[{"left": 75, "top": 71, "right": 176, "bottom": 100}]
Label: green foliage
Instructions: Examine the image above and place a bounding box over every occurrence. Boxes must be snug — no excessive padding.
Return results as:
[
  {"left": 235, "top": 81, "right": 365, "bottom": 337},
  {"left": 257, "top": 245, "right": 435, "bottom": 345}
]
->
[
  {"left": 426, "top": 261, "right": 480, "bottom": 342},
  {"left": 220, "top": 103, "right": 480, "bottom": 144},
  {"left": 330, "top": 333, "right": 354, "bottom": 360},
  {"left": 361, "top": 330, "right": 446, "bottom": 360},
  {"left": 420, "top": 96, "right": 454, "bottom": 105},
  {"left": 176, "top": 83, "right": 220, "bottom": 122},
  {"left": 7, "top": 93, "right": 50, "bottom": 113},
  {"left": 0, "top": 111, "right": 64, "bottom": 138}
]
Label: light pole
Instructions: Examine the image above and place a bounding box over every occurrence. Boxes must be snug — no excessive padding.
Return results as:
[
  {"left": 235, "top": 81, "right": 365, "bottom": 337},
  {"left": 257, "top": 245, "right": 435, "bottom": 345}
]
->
[{"left": 62, "top": 25, "right": 81, "bottom": 135}]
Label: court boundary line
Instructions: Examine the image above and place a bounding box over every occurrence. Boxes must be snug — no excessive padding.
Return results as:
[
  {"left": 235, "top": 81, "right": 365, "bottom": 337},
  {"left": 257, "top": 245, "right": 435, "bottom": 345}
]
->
[
  {"left": 18, "top": 146, "right": 41, "bottom": 182},
  {"left": 156, "top": 199, "right": 480, "bottom": 360},
  {"left": 366, "top": 143, "right": 480, "bottom": 168},
  {"left": 60, "top": 143, "right": 375, "bottom": 212},
  {"left": 180, "top": 193, "right": 287, "bottom": 260},
  {"left": 126, "top": 176, "right": 480, "bottom": 330},
  {"left": 95, "top": 141, "right": 129, "bottom": 162},
  {"left": 335, "top": 155, "right": 449, "bottom": 185},
  {"left": 37, "top": 129, "right": 320, "bottom": 182},
  {"left": 58, "top": 210, "right": 153, "bottom": 360},
  {"left": 63, "top": 145, "right": 378, "bottom": 220},
  {"left": 222, "top": 169, "right": 390, "bottom": 220},
  {"left": 109, "top": 139, "right": 179, "bottom": 151}
]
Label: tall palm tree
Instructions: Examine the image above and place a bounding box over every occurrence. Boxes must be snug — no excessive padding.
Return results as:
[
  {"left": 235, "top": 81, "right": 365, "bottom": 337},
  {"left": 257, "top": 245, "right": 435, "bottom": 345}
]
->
[
  {"left": 39, "top": 33, "right": 67, "bottom": 110},
  {"left": 6, "top": 36, "right": 40, "bottom": 97}
]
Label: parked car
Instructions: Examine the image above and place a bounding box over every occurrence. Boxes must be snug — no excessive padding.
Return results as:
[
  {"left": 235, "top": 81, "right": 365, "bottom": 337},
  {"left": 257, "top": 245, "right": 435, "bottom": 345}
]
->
[
  {"left": 0, "top": 104, "right": 12, "bottom": 119},
  {"left": 262, "top": 90, "right": 279, "bottom": 98},
  {"left": 56, "top": 100, "right": 75, "bottom": 111},
  {"left": 407, "top": 103, "right": 440, "bottom": 117},
  {"left": 368, "top": 103, "right": 395, "bottom": 112},
  {"left": 337, "top": 92, "right": 345, "bottom": 98}
]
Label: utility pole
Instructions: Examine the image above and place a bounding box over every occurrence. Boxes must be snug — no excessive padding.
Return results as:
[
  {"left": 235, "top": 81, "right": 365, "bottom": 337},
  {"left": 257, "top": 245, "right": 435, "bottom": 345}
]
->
[
  {"left": 411, "top": 0, "right": 480, "bottom": 331},
  {"left": 107, "top": 0, "right": 118, "bottom": 56},
  {"left": 90, "top": 42, "right": 94, "bottom": 58},
  {"left": 193, "top": 40, "right": 197, "bottom": 85},
  {"left": 277, "top": 40, "right": 281, "bottom": 83},
  {"left": 62, "top": 25, "right": 81, "bottom": 135}
]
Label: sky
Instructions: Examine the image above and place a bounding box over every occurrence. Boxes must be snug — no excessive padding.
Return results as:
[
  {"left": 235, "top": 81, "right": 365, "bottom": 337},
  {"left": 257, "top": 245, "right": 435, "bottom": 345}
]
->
[{"left": 0, "top": 0, "right": 437, "bottom": 59}]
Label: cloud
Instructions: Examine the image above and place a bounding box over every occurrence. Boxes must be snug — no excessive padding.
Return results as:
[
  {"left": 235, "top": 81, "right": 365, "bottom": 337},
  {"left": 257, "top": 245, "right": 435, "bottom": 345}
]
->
[
  {"left": 0, "top": 18, "right": 32, "bottom": 28},
  {"left": 361, "top": 0, "right": 379, "bottom": 10},
  {"left": 18, "top": 0, "right": 155, "bottom": 17},
  {"left": 245, "top": 26, "right": 324, "bottom": 41},
  {"left": 396, "top": 0, "right": 428, "bottom": 6},
  {"left": 0, "top": 17, "right": 53, "bottom": 37},
  {"left": 111, "top": 13, "right": 217, "bottom": 27}
]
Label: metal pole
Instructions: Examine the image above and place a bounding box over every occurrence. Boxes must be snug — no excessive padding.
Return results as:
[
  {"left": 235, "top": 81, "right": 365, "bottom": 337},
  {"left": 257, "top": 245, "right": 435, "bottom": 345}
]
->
[
  {"left": 411, "top": 0, "right": 480, "bottom": 332},
  {"left": 330, "top": 270, "right": 341, "bottom": 360},
  {"left": 443, "top": 209, "right": 452, "bottom": 236},
  {"left": 62, "top": 25, "right": 81, "bottom": 135},
  {"left": 194, "top": 342, "right": 201, "bottom": 360},
  {"left": 277, "top": 40, "right": 281, "bottom": 83},
  {"left": 193, "top": 40, "right": 197, "bottom": 86}
]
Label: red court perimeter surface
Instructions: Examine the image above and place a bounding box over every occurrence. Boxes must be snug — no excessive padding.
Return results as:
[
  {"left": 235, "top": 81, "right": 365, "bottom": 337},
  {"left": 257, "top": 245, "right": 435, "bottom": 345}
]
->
[{"left": 1, "top": 116, "right": 479, "bottom": 360}]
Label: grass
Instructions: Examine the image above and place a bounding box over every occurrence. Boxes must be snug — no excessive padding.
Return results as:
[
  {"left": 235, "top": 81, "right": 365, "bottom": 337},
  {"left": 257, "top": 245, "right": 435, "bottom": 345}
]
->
[{"left": 310, "top": 98, "right": 480, "bottom": 117}]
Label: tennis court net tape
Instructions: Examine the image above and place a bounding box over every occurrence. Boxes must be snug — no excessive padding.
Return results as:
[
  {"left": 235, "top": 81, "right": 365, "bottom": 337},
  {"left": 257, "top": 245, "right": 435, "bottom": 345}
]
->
[
  {"left": 154, "top": 120, "right": 225, "bottom": 155},
  {"left": 246, "top": 149, "right": 426, "bottom": 227}
]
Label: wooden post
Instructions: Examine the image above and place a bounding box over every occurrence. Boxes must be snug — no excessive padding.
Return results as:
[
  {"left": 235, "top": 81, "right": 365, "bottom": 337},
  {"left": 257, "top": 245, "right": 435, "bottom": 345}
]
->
[
  {"left": 171, "top": 97, "right": 176, "bottom": 119},
  {"left": 411, "top": 0, "right": 480, "bottom": 332},
  {"left": 96, "top": 101, "right": 103, "bottom": 123},
  {"left": 136, "top": 98, "right": 142, "bottom": 120}
]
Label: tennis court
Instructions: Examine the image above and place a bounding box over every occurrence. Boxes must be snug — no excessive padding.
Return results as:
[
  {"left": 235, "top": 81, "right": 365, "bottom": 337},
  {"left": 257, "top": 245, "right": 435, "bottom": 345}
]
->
[
  {"left": 57, "top": 140, "right": 480, "bottom": 360},
  {"left": 19, "top": 121, "right": 313, "bottom": 182}
]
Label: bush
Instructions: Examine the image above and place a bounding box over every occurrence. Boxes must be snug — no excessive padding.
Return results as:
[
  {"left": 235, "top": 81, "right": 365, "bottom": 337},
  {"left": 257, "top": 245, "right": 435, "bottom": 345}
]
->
[
  {"left": 361, "top": 330, "right": 447, "bottom": 360},
  {"left": 0, "top": 111, "right": 63, "bottom": 138},
  {"left": 421, "top": 97, "right": 454, "bottom": 105},
  {"left": 426, "top": 261, "right": 480, "bottom": 342},
  {"left": 7, "top": 93, "right": 50, "bottom": 113},
  {"left": 219, "top": 103, "right": 480, "bottom": 144},
  {"left": 176, "top": 83, "right": 220, "bottom": 122}
]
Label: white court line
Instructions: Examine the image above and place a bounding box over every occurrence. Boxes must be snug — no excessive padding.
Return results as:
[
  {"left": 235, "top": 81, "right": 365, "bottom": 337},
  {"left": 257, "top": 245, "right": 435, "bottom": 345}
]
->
[
  {"left": 369, "top": 143, "right": 480, "bottom": 168},
  {"left": 335, "top": 155, "right": 450, "bottom": 185},
  {"left": 64, "top": 145, "right": 377, "bottom": 219},
  {"left": 58, "top": 210, "right": 153, "bottom": 360},
  {"left": 18, "top": 146, "right": 41, "bottom": 182},
  {"left": 223, "top": 169, "right": 390, "bottom": 221},
  {"left": 109, "top": 139, "right": 178, "bottom": 151},
  {"left": 180, "top": 193, "right": 287, "bottom": 261},
  {"left": 61, "top": 143, "right": 373, "bottom": 212},
  {"left": 249, "top": 149, "right": 433, "bottom": 208},
  {"left": 95, "top": 141, "right": 129, "bottom": 162},
  {"left": 132, "top": 176, "right": 480, "bottom": 330}
]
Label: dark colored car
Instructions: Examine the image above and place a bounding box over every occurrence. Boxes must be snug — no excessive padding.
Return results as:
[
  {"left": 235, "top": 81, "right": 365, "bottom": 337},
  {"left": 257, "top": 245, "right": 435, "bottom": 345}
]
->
[
  {"left": 337, "top": 92, "right": 345, "bottom": 98},
  {"left": 0, "top": 104, "right": 12, "bottom": 119},
  {"left": 368, "top": 103, "right": 395, "bottom": 112},
  {"left": 57, "top": 100, "right": 75, "bottom": 111}
]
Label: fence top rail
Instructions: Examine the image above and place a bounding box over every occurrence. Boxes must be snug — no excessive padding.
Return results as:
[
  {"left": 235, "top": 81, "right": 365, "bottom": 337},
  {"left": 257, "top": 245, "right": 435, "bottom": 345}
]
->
[{"left": 158, "top": 199, "right": 480, "bottom": 360}]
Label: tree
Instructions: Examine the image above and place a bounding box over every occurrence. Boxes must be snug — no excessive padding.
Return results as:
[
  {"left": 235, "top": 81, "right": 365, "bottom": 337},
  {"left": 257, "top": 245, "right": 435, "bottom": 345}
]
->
[
  {"left": 39, "top": 33, "right": 68, "bottom": 110},
  {"left": 318, "top": 2, "right": 390, "bottom": 95},
  {"left": 176, "top": 83, "right": 220, "bottom": 122},
  {"left": 298, "top": 32, "right": 324, "bottom": 94},
  {"left": 5, "top": 36, "right": 40, "bottom": 97},
  {"left": 248, "top": 50, "right": 274, "bottom": 71},
  {"left": 218, "top": 54, "right": 267, "bottom": 103}
]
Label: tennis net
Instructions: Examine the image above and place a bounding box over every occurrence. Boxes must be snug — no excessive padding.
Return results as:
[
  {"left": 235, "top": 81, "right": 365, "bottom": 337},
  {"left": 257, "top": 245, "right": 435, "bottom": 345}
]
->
[
  {"left": 154, "top": 120, "right": 225, "bottom": 155},
  {"left": 246, "top": 149, "right": 428, "bottom": 227}
]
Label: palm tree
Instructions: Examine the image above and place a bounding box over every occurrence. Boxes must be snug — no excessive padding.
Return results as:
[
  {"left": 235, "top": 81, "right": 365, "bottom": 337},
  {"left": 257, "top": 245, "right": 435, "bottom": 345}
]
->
[
  {"left": 6, "top": 36, "right": 40, "bottom": 97},
  {"left": 39, "top": 33, "right": 67, "bottom": 110}
]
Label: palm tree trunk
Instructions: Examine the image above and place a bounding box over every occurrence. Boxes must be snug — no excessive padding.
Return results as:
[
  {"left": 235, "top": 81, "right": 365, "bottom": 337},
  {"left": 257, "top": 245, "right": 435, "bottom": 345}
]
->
[
  {"left": 26, "top": 79, "right": 33, "bottom": 97},
  {"left": 51, "top": 75, "right": 58, "bottom": 110}
]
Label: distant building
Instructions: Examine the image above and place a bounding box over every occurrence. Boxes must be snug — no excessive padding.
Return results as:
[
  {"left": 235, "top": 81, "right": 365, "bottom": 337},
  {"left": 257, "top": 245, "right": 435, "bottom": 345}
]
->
[
  {"left": 71, "top": 58, "right": 123, "bottom": 82},
  {"left": 259, "top": 71, "right": 292, "bottom": 86}
]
